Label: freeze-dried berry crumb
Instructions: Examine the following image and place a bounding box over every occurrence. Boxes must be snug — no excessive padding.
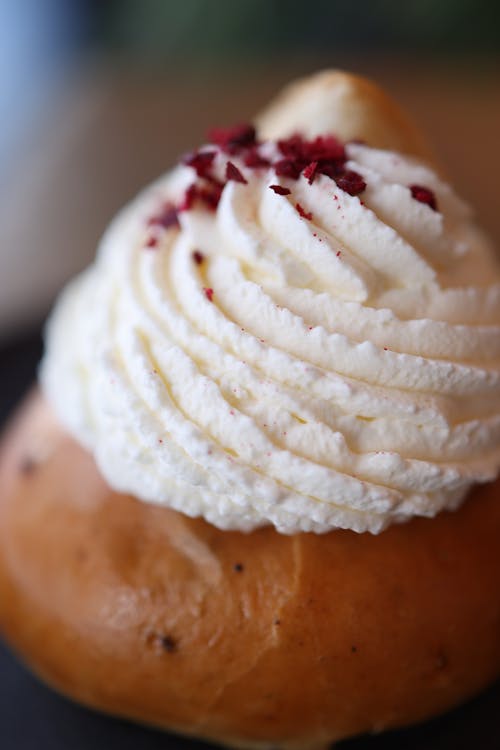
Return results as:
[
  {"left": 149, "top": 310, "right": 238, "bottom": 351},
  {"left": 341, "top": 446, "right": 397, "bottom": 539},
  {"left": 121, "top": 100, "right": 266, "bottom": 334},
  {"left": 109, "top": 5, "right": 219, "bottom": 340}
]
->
[
  {"left": 192, "top": 250, "right": 205, "bottom": 265},
  {"left": 244, "top": 147, "right": 270, "bottom": 168},
  {"left": 278, "top": 134, "right": 345, "bottom": 164},
  {"left": 147, "top": 203, "right": 179, "bottom": 229},
  {"left": 274, "top": 159, "right": 302, "bottom": 179},
  {"left": 269, "top": 185, "right": 291, "bottom": 195},
  {"left": 179, "top": 181, "right": 223, "bottom": 212},
  {"left": 277, "top": 134, "right": 346, "bottom": 179},
  {"left": 208, "top": 123, "right": 256, "bottom": 154},
  {"left": 410, "top": 184, "right": 438, "bottom": 211},
  {"left": 226, "top": 161, "right": 247, "bottom": 184},
  {"left": 179, "top": 184, "right": 196, "bottom": 211},
  {"left": 203, "top": 287, "right": 214, "bottom": 302},
  {"left": 295, "top": 203, "right": 313, "bottom": 221},
  {"left": 303, "top": 161, "right": 318, "bottom": 184},
  {"left": 183, "top": 149, "right": 216, "bottom": 179},
  {"left": 335, "top": 170, "right": 366, "bottom": 196},
  {"left": 172, "top": 129, "right": 368, "bottom": 221},
  {"left": 145, "top": 235, "right": 158, "bottom": 248}
]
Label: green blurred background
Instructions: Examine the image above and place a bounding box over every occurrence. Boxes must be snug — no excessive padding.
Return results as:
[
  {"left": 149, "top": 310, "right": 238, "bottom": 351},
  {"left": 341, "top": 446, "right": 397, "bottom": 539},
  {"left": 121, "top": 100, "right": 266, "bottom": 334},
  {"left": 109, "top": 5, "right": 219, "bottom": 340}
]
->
[{"left": 93, "top": 0, "right": 500, "bottom": 61}]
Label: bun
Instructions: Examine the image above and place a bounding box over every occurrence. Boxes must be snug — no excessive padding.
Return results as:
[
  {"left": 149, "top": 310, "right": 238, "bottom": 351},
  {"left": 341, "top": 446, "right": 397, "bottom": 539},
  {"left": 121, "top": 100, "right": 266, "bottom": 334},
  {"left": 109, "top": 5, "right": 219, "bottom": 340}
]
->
[
  {"left": 1, "top": 392, "right": 499, "bottom": 749},
  {"left": 256, "top": 70, "right": 435, "bottom": 162}
]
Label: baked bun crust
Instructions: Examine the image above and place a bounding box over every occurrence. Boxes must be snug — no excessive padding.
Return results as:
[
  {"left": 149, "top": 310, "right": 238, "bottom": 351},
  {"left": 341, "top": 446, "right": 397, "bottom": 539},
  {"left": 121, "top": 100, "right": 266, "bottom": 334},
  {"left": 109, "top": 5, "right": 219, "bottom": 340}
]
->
[
  {"left": 256, "top": 70, "right": 435, "bottom": 163},
  {"left": 1, "top": 392, "right": 499, "bottom": 749}
]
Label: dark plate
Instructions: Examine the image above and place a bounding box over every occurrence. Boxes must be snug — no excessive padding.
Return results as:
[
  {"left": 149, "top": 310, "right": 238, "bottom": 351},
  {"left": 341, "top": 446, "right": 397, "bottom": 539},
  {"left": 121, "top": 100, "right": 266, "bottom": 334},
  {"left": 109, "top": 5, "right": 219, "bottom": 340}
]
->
[{"left": 1, "top": 329, "right": 499, "bottom": 750}]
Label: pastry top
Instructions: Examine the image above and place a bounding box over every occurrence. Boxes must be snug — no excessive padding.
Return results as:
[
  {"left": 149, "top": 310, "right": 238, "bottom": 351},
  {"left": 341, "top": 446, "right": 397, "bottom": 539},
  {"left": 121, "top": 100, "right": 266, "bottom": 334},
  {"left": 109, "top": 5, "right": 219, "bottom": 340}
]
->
[
  {"left": 40, "top": 71, "right": 500, "bottom": 535},
  {"left": 257, "top": 70, "right": 434, "bottom": 161}
]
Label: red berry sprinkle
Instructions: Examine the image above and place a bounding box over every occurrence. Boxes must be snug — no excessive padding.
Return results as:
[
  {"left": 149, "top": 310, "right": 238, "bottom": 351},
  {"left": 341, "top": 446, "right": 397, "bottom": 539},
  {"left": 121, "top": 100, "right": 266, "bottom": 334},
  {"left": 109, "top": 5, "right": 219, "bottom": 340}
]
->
[
  {"left": 179, "top": 181, "right": 223, "bottom": 212},
  {"left": 278, "top": 134, "right": 345, "bottom": 163},
  {"left": 147, "top": 203, "right": 179, "bottom": 229},
  {"left": 409, "top": 184, "right": 438, "bottom": 211},
  {"left": 295, "top": 203, "right": 313, "bottom": 221},
  {"left": 274, "top": 158, "right": 302, "bottom": 179},
  {"left": 145, "top": 235, "right": 158, "bottom": 248},
  {"left": 303, "top": 161, "right": 318, "bottom": 184},
  {"left": 203, "top": 287, "right": 214, "bottom": 302},
  {"left": 192, "top": 250, "right": 204, "bottom": 265},
  {"left": 208, "top": 123, "right": 256, "bottom": 154},
  {"left": 270, "top": 134, "right": 367, "bottom": 196},
  {"left": 200, "top": 181, "right": 224, "bottom": 210},
  {"left": 182, "top": 150, "right": 216, "bottom": 179},
  {"left": 172, "top": 128, "right": 369, "bottom": 220},
  {"left": 335, "top": 170, "right": 366, "bottom": 196},
  {"left": 243, "top": 146, "right": 270, "bottom": 168},
  {"left": 269, "top": 185, "right": 291, "bottom": 196},
  {"left": 225, "top": 161, "right": 247, "bottom": 184},
  {"left": 178, "top": 184, "right": 197, "bottom": 211}
]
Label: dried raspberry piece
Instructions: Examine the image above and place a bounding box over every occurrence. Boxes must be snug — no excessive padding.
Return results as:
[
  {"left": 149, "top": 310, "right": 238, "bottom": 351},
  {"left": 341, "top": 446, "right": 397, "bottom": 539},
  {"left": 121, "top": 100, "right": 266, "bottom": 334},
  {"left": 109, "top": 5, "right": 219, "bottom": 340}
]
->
[
  {"left": 274, "top": 159, "right": 302, "bottom": 179},
  {"left": 303, "top": 161, "right": 318, "bottom": 184},
  {"left": 278, "top": 134, "right": 345, "bottom": 165},
  {"left": 306, "top": 135, "right": 345, "bottom": 163},
  {"left": 203, "top": 287, "right": 214, "bottom": 302},
  {"left": 199, "top": 181, "right": 224, "bottom": 210},
  {"left": 269, "top": 185, "right": 291, "bottom": 196},
  {"left": 319, "top": 160, "right": 345, "bottom": 180},
  {"left": 225, "top": 161, "right": 247, "bottom": 184},
  {"left": 179, "top": 181, "right": 223, "bottom": 212},
  {"left": 275, "top": 134, "right": 348, "bottom": 184},
  {"left": 147, "top": 203, "right": 179, "bottom": 229},
  {"left": 335, "top": 170, "right": 366, "bottom": 196},
  {"left": 182, "top": 150, "right": 216, "bottom": 179},
  {"left": 178, "top": 184, "right": 197, "bottom": 211},
  {"left": 295, "top": 203, "right": 313, "bottom": 221},
  {"left": 409, "top": 184, "right": 438, "bottom": 211},
  {"left": 192, "top": 250, "right": 204, "bottom": 265},
  {"left": 277, "top": 134, "right": 306, "bottom": 160},
  {"left": 208, "top": 123, "right": 256, "bottom": 154},
  {"left": 243, "top": 147, "right": 270, "bottom": 168},
  {"left": 145, "top": 235, "right": 158, "bottom": 248}
]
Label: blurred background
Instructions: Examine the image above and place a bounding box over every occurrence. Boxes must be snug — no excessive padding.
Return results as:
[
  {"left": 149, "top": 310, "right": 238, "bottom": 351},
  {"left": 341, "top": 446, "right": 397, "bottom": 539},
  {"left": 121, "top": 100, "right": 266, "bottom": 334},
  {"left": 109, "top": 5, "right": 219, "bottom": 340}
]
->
[{"left": 0, "top": 0, "right": 499, "bottom": 417}]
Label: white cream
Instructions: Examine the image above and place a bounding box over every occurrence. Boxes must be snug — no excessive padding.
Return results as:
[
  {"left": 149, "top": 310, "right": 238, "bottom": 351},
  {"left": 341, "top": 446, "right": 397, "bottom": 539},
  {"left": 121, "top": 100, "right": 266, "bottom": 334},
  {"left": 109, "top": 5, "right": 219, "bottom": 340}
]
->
[{"left": 40, "top": 141, "right": 500, "bottom": 534}]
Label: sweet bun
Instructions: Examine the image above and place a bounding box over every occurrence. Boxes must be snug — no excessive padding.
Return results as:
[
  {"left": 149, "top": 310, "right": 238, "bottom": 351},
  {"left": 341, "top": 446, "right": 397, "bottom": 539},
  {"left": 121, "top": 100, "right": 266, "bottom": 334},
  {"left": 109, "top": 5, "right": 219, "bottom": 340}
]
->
[
  {"left": 1, "top": 70, "right": 500, "bottom": 748},
  {"left": 1, "top": 393, "right": 499, "bottom": 749},
  {"left": 256, "top": 70, "right": 435, "bottom": 162}
]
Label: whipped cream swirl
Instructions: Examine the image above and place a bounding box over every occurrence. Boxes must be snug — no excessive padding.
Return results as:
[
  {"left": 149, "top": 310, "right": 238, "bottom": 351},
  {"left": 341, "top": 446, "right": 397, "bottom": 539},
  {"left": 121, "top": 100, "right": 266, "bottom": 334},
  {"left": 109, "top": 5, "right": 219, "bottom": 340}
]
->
[{"left": 41, "top": 133, "right": 500, "bottom": 534}]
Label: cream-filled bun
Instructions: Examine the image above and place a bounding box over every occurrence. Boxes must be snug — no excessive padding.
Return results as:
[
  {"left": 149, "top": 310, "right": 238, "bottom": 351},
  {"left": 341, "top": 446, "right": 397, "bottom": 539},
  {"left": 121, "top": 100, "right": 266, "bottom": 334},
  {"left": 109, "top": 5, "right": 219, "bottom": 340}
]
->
[{"left": 1, "top": 72, "right": 499, "bottom": 749}]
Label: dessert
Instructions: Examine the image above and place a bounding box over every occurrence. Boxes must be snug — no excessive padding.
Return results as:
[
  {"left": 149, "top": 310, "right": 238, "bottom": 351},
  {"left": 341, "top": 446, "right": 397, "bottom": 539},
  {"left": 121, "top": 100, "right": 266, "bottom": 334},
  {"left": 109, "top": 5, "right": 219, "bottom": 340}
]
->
[{"left": 0, "top": 71, "right": 499, "bottom": 749}]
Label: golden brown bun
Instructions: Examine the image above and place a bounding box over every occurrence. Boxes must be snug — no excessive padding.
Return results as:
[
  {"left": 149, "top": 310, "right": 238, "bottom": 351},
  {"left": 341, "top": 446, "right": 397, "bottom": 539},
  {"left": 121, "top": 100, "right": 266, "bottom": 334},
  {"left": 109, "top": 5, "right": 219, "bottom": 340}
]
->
[
  {"left": 257, "top": 70, "right": 435, "bottom": 162},
  {"left": 1, "top": 392, "right": 499, "bottom": 749}
]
